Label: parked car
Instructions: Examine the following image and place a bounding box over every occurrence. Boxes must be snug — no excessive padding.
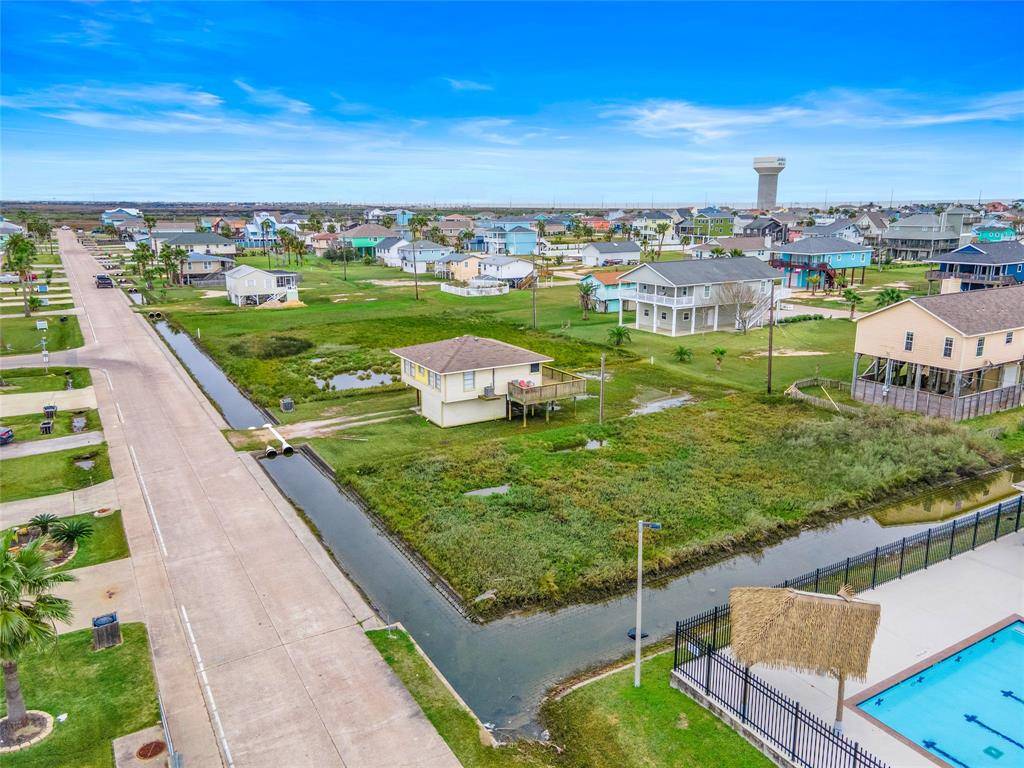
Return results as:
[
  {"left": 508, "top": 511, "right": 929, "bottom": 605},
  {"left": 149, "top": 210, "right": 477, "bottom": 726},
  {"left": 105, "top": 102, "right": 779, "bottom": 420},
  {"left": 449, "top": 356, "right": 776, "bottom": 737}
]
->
[
  {"left": 0, "top": 273, "right": 19, "bottom": 284},
  {"left": 95, "top": 274, "right": 114, "bottom": 288},
  {"left": 0, "top": 426, "right": 13, "bottom": 446},
  {"left": 61, "top": 225, "right": 71, "bottom": 230}
]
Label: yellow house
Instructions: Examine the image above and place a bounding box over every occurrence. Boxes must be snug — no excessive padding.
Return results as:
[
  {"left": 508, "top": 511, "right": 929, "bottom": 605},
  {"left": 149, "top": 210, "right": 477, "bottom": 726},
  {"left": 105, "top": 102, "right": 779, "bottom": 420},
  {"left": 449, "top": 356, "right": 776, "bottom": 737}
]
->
[
  {"left": 852, "top": 282, "right": 1024, "bottom": 420},
  {"left": 390, "top": 335, "right": 586, "bottom": 427}
]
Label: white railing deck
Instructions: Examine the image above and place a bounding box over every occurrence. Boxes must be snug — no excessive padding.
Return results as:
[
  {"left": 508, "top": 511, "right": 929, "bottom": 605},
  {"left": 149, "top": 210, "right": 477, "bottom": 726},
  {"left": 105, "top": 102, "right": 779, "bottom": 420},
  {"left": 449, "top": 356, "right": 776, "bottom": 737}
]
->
[
  {"left": 440, "top": 282, "right": 509, "bottom": 297},
  {"left": 619, "top": 288, "right": 695, "bottom": 307}
]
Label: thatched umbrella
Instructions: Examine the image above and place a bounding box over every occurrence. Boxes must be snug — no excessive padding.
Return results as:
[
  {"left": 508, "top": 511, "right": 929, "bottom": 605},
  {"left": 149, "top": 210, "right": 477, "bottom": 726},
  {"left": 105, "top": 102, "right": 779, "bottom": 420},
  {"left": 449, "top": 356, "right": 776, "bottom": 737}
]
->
[{"left": 730, "top": 586, "right": 881, "bottom": 733}]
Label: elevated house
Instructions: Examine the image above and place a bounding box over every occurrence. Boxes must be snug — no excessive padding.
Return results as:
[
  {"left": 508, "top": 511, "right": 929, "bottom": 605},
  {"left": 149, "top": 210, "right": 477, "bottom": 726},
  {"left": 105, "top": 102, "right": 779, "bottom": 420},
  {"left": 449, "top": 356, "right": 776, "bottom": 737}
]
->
[
  {"left": 147, "top": 230, "right": 236, "bottom": 256},
  {"left": 852, "top": 283, "right": 1024, "bottom": 420},
  {"left": 434, "top": 253, "right": 481, "bottom": 282},
  {"left": 399, "top": 240, "right": 455, "bottom": 274},
  {"left": 374, "top": 236, "right": 410, "bottom": 267},
  {"left": 677, "top": 207, "right": 733, "bottom": 243},
  {"left": 179, "top": 252, "right": 236, "bottom": 285},
  {"left": 855, "top": 211, "right": 890, "bottom": 245},
  {"left": 242, "top": 213, "right": 280, "bottom": 250},
  {"left": 880, "top": 211, "right": 968, "bottom": 261},
  {"left": 309, "top": 232, "right": 340, "bottom": 257},
  {"left": 482, "top": 225, "right": 537, "bottom": 256},
  {"left": 581, "top": 241, "right": 642, "bottom": 267},
  {"left": 390, "top": 335, "right": 586, "bottom": 427},
  {"left": 770, "top": 236, "right": 873, "bottom": 290},
  {"left": 742, "top": 216, "right": 788, "bottom": 243},
  {"left": 797, "top": 218, "right": 863, "bottom": 244},
  {"left": 341, "top": 223, "right": 398, "bottom": 256},
  {"left": 101, "top": 207, "right": 142, "bottom": 225},
  {"left": 926, "top": 241, "right": 1024, "bottom": 291},
  {"left": 617, "top": 257, "right": 786, "bottom": 336},
  {"left": 224, "top": 265, "right": 300, "bottom": 306},
  {"left": 689, "top": 235, "right": 772, "bottom": 261},
  {"left": 579, "top": 271, "right": 636, "bottom": 313},
  {"left": 478, "top": 255, "right": 534, "bottom": 287}
]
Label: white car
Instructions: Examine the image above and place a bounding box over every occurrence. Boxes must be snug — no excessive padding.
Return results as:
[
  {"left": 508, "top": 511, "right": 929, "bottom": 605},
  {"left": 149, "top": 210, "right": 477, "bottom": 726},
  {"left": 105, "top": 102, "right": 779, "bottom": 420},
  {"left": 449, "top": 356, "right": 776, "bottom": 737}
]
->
[
  {"left": 61, "top": 225, "right": 70, "bottom": 230},
  {"left": 0, "top": 274, "right": 20, "bottom": 284}
]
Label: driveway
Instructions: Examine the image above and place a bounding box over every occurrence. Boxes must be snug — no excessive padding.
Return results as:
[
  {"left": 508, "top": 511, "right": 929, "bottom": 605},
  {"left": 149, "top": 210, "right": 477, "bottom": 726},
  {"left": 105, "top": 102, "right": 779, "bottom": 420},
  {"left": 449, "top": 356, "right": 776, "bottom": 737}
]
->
[{"left": 0, "top": 430, "right": 103, "bottom": 459}]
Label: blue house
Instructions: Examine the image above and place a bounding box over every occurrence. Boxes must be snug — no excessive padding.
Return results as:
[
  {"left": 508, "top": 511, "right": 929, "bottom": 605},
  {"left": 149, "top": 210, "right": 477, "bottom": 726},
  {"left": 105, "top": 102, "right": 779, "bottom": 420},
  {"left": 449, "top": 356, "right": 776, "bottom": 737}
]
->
[
  {"left": 769, "top": 236, "right": 873, "bottom": 289},
  {"left": 483, "top": 225, "right": 537, "bottom": 256},
  {"left": 929, "top": 241, "right": 1024, "bottom": 290},
  {"left": 242, "top": 212, "right": 279, "bottom": 249},
  {"left": 580, "top": 271, "right": 636, "bottom": 313}
]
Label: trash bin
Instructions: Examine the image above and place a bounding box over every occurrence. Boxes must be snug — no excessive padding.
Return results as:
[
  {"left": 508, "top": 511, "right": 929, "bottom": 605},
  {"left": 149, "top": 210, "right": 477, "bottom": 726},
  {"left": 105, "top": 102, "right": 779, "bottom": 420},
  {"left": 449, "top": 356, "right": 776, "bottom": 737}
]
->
[
  {"left": 92, "top": 612, "right": 121, "bottom": 649},
  {"left": 40, "top": 420, "right": 53, "bottom": 435},
  {"left": 43, "top": 404, "right": 57, "bottom": 418}
]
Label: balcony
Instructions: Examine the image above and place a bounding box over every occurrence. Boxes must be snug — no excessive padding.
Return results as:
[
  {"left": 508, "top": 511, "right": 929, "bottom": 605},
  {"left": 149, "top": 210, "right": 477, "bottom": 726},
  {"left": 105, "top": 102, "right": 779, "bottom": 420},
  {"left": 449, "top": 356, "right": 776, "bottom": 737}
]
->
[
  {"left": 506, "top": 366, "right": 587, "bottom": 405},
  {"left": 619, "top": 288, "right": 695, "bottom": 307},
  {"left": 925, "top": 270, "right": 1016, "bottom": 286}
]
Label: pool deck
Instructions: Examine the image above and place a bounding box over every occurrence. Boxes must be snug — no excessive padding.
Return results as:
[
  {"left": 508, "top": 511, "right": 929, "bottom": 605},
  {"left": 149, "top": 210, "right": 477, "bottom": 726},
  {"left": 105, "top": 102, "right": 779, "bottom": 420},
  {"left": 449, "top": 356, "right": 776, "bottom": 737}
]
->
[{"left": 745, "top": 529, "right": 1023, "bottom": 767}]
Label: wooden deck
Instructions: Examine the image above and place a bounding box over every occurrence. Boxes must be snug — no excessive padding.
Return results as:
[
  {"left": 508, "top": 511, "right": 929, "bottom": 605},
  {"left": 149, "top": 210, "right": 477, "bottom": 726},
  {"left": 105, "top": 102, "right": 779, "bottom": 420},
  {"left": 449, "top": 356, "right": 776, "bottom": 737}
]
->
[{"left": 506, "top": 365, "right": 587, "bottom": 406}]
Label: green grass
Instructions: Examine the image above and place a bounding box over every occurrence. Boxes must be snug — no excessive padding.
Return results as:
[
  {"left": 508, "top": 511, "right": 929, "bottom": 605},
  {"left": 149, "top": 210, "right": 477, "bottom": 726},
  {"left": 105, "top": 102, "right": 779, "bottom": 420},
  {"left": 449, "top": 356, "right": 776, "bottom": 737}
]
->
[
  {"left": 0, "top": 409, "right": 101, "bottom": 442},
  {"left": 0, "top": 316, "right": 84, "bottom": 356},
  {"left": 53, "top": 511, "right": 129, "bottom": 572},
  {"left": 331, "top": 396, "right": 1000, "bottom": 617},
  {"left": 366, "top": 627, "right": 770, "bottom": 768},
  {"left": 0, "top": 367, "right": 91, "bottom": 395},
  {"left": 787, "top": 262, "right": 933, "bottom": 312},
  {"left": 0, "top": 444, "right": 112, "bottom": 503},
  {"left": 0, "top": 624, "right": 159, "bottom": 768}
]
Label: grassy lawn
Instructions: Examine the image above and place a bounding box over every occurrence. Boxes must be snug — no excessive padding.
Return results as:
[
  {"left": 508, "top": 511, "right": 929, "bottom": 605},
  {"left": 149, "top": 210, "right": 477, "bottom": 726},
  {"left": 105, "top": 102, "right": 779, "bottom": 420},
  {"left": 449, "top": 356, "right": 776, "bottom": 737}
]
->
[
  {"left": 5, "top": 510, "right": 129, "bottom": 573},
  {"left": 0, "top": 444, "right": 112, "bottom": 503},
  {"left": 787, "top": 262, "right": 932, "bottom": 312},
  {"left": 0, "top": 624, "right": 159, "bottom": 768},
  {"left": 367, "top": 627, "right": 770, "bottom": 768},
  {"left": 0, "top": 367, "right": 91, "bottom": 394},
  {"left": 0, "top": 409, "right": 101, "bottom": 442},
  {"left": 332, "top": 396, "right": 999, "bottom": 617},
  {"left": 0, "top": 316, "right": 84, "bottom": 356}
]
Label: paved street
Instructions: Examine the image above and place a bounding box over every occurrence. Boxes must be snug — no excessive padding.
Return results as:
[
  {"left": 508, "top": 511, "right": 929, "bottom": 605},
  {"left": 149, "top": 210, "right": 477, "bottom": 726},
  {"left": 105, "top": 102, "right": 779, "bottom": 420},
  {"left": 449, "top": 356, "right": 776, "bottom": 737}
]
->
[{"left": 0, "top": 231, "right": 460, "bottom": 768}]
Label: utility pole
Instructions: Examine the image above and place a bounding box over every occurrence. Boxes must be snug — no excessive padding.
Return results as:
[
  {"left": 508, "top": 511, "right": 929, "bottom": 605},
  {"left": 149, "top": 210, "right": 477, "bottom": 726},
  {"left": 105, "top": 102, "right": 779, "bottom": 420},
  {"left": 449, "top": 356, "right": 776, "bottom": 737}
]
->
[
  {"left": 766, "top": 281, "right": 775, "bottom": 395},
  {"left": 634, "top": 520, "right": 662, "bottom": 688},
  {"left": 531, "top": 245, "right": 538, "bottom": 329},
  {"left": 598, "top": 353, "right": 606, "bottom": 424}
]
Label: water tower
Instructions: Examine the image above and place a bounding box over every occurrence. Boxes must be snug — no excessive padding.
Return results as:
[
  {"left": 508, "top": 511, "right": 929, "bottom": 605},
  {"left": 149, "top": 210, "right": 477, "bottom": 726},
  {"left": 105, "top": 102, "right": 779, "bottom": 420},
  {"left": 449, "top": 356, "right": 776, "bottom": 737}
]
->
[{"left": 753, "top": 156, "right": 785, "bottom": 210}]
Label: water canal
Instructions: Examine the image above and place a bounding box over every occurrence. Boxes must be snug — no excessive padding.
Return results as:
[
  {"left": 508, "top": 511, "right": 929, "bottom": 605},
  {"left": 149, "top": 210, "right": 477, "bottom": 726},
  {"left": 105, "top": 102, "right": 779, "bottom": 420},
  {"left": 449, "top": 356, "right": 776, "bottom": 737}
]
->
[{"left": 153, "top": 320, "right": 1018, "bottom": 735}]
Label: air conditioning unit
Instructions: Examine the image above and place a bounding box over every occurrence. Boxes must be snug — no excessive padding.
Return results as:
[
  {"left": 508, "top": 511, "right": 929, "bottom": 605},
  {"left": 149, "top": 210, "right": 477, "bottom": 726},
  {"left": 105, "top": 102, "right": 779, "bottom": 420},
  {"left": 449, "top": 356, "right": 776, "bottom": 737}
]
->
[{"left": 483, "top": 385, "right": 495, "bottom": 397}]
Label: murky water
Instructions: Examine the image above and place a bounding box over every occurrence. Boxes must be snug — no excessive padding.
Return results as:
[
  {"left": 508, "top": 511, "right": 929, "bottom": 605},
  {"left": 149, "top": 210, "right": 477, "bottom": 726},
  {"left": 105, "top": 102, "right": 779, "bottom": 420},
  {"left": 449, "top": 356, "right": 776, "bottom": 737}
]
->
[
  {"left": 629, "top": 393, "right": 693, "bottom": 416},
  {"left": 127, "top": 291, "right": 145, "bottom": 305},
  {"left": 313, "top": 370, "right": 395, "bottom": 391},
  {"left": 151, "top": 319, "right": 1013, "bottom": 734},
  {"left": 871, "top": 465, "right": 1024, "bottom": 526}
]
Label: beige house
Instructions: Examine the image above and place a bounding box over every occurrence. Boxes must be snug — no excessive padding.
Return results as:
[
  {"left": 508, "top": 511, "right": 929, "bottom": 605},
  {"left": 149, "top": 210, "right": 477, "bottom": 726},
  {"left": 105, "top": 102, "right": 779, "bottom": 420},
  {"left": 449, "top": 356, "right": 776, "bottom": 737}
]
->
[
  {"left": 852, "top": 282, "right": 1024, "bottom": 420},
  {"left": 435, "top": 254, "right": 483, "bottom": 282},
  {"left": 391, "top": 335, "right": 586, "bottom": 427},
  {"left": 617, "top": 257, "right": 787, "bottom": 336}
]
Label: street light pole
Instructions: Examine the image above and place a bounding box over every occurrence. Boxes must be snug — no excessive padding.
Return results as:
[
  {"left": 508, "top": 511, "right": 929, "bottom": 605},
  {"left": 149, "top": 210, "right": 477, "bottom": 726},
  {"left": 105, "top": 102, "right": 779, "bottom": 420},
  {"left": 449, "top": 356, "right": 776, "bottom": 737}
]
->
[{"left": 634, "top": 519, "right": 662, "bottom": 688}]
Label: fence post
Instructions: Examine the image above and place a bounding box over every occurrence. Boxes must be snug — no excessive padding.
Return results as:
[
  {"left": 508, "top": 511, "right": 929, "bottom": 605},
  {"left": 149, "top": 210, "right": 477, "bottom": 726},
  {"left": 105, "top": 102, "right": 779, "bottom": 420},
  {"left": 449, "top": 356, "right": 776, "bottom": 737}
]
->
[
  {"left": 924, "top": 528, "right": 932, "bottom": 567},
  {"left": 994, "top": 502, "right": 1002, "bottom": 540},
  {"left": 843, "top": 557, "right": 851, "bottom": 585},
  {"left": 852, "top": 743, "right": 860, "bottom": 768},
  {"left": 704, "top": 646, "right": 713, "bottom": 695},
  {"left": 741, "top": 666, "right": 750, "bottom": 724},
  {"left": 1016, "top": 496, "right": 1023, "bottom": 531},
  {"left": 814, "top": 567, "right": 820, "bottom": 592},
  {"left": 870, "top": 547, "right": 879, "bottom": 588},
  {"left": 790, "top": 703, "right": 800, "bottom": 760},
  {"left": 948, "top": 518, "right": 957, "bottom": 559},
  {"left": 971, "top": 511, "right": 980, "bottom": 549},
  {"left": 673, "top": 621, "right": 680, "bottom": 670},
  {"left": 711, "top": 605, "right": 720, "bottom": 650}
]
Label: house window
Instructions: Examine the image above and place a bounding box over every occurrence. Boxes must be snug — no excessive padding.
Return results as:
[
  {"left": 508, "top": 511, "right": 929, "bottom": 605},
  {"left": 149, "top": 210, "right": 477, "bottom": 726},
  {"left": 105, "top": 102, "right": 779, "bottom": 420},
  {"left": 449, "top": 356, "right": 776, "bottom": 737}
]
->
[
  {"left": 682, "top": 311, "right": 690, "bottom": 321},
  {"left": 643, "top": 309, "right": 650, "bottom": 317},
  {"left": 1006, "top": 331, "right": 1014, "bottom": 344},
  {"left": 428, "top": 371, "right": 441, "bottom": 390},
  {"left": 660, "top": 312, "right": 667, "bottom": 320},
  {"left": 760, "top": 280, "right": 768, "bottom": 294},
  {"left": 976, "top": 337, "right": 985, "bottom": 357},
  {"left": 416, "top": 365, "right": 425, "bottom": 377},
  {"left": 904, "top": 331, "right": 914, "bottom": 352},
  {"left": 404, "top": 360, "right": 412, "bottom": 376},
  {"left": 943, "top": 337, "right": 954, "bottom": 358},
  {"left": 463, "top": 370, "right": 475, "bottom": 391},
  {"left": 530, "top": 363, "right": 541, "bottom": 374},
  {"left": 703, "top": 284, "right": 711, "bottom": 298}
]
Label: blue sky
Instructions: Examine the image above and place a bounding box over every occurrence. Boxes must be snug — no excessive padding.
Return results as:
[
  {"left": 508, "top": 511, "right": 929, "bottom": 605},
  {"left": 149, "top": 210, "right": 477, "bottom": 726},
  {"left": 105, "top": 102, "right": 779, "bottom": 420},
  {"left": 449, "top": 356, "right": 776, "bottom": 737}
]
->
[{"left": 2, "top": 1, "right": 1022, "bottom": 204}]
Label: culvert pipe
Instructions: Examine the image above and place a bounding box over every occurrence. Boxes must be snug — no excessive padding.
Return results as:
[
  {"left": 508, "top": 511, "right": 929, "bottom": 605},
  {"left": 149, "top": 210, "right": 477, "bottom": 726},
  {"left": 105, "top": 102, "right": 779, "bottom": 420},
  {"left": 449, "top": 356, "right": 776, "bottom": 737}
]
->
[{"left": 263, "top": 423, "right": 294, "bottom": 456}]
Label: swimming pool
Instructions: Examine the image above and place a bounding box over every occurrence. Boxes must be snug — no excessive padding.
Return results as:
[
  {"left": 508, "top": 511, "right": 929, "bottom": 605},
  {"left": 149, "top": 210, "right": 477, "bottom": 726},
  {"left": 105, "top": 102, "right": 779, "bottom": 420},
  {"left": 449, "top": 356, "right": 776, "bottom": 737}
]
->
[{"left": 857, "top": 618, "right": 1024, "bottom": 768}]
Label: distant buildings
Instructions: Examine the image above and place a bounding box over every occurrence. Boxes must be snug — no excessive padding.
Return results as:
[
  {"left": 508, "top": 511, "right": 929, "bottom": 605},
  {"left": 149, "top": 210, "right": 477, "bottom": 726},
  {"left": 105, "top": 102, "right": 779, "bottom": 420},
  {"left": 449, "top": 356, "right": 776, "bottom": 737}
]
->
[
  {"left": 677, "top": 207, "right": 733, "bottom": 243},
  {"left": 798, "top": 218, "right": 863, "bottom": 244},
  {"left": 101, "top": 207, "right": 142, "bottom": 225},
  {"left": 581, "top": 241, "right": 642, "bottom": 267},
  {"left": 880, "top": 211, "right": 969, "bottom": 261}
]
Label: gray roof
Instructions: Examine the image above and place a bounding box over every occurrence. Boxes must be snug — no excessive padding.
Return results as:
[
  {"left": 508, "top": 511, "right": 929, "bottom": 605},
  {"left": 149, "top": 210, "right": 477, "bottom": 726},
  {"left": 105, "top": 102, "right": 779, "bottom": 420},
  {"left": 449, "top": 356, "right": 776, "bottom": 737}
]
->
[
  {"left": 773, "top": 236, "right": 871, "bottom": 256},
  {"left": 185, "top": 251, "right": 235, "bottom": 262},
  {"left": 480, "top": 255, "right": 528, "bottom": 266},
  {"left": 622, "top": 256, "right": 783, "bottom": 286},
  {"left": 399, "top": 239, "right": 449, "bottom": 250},
  {"left": 165, "top": 232, "right": 233, "bottom": 246},
  {"left": 391, "top": 335, "right": 551, "bottom": 374},
  {"left": 588, "top": 241, "right": 642, "bottom": 254},
  {"left": 745, "top": 216, "right": 781, "bottom": 230},
  {"left": 802, "top": 219, "right": 857, "bottom": 237},
  {"left": 375, "top": 237, "right": 403, "bottom": 250},
  {"left": 908, "top": 284, "right": 1024, "bottom": 335},
  {"left": 939, "top": 241, "right": 1024, "bottom": 265},
  {"left": 637, "top": 210, "right": 673, "bottom": 220}
]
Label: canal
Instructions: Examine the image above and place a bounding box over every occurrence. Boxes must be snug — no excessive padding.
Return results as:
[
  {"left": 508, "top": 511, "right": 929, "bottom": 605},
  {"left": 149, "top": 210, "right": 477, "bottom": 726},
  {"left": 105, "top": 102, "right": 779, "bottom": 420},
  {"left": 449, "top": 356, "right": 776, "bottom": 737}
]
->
[{"left": 153, "top": 320, "right": 1015, "bottom": 735}]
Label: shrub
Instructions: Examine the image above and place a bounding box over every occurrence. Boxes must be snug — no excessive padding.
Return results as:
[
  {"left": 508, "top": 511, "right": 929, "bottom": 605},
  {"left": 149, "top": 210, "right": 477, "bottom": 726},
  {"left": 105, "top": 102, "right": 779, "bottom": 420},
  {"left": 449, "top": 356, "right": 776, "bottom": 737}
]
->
[
  {"left": 29, "top": 513, "right": 58, "bottom": 533},
  {"left": 672, "top": 346, "right": 693, "bottom": 363},
  {"left": 778, "top": 313, "right": 826, "bottom": 325},
  {"left": 50, "top": 518, "right": 95, "bottom": 545}
]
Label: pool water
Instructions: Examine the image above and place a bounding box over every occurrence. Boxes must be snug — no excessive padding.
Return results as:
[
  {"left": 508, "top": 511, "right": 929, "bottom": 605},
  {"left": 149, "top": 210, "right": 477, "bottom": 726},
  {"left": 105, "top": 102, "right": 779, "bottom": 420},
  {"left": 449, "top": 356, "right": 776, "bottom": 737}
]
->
[{"left": 858, "top": 620, "right": 1024, "bottom": 768}]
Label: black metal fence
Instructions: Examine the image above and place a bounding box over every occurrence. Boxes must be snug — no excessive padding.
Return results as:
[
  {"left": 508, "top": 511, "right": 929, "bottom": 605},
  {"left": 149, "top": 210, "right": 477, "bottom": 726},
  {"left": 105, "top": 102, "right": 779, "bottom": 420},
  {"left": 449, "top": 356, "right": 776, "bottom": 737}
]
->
[{"left": 672, "top": 493, "right": 1024, "bottom": 768}]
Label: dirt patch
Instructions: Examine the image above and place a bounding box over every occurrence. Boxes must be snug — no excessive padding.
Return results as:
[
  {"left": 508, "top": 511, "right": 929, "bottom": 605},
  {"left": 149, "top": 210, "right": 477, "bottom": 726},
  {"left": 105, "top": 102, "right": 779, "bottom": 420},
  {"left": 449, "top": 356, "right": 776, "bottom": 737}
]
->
[
  {"left": 0, "top": 711, "right": 54, "bottom": 752},
  {"left": 744, "top": 348, "right": 829, "bottom": 358},
  {"left": 884, "top": 281, "right": 912, "bottom": 289},
  {"left": 365, "top": 279, "right": 437, "bottom": 287},
  {"left": 200, "top": 290, "right": 227, "bottom": 298},
  {"left": 256, "top": 299, "right": 306, "bottom": 309}
]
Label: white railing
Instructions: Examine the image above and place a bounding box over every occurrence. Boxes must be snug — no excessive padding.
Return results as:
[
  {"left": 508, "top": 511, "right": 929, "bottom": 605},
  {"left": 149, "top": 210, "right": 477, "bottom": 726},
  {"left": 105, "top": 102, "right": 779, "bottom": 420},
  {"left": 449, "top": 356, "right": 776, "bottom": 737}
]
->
[
  {"left": 619, "top": 288, "right": 695, "bottom": 307},
  {"left": 440, "top": 282, "right": 509, "bottom": 297}
]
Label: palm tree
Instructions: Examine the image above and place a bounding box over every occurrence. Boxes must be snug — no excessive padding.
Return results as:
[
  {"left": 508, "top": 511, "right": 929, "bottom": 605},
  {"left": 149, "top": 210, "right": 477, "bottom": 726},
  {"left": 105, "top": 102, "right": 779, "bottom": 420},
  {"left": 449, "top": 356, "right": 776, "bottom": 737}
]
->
[
  {"left": 50, "top": 518, "right": 95, "bottom": 547},
  {"left": 1, "top": 531, "right": 74, "bottom": 730},
  {"left": 607, "top": 326, "right": 631, "bottom": 346},
  {"left": 2, "top": 233, "right": 36, "bottom": 317},
  {"left": 408, "top": 213, "right": 430, "bottom": 301},
  {"left": 842, "top": 288, "right": 864, "bottom": 319},
  {"left": 260, "top": 219, "right": 273, "bottom": 267},
  {"left": 219, "top": 223, "right": 233, "bottom": 241},
  {"left": 143, "top": 214, "right": 157, "bottom": 236},
  {"left": 161, "top": 245, "right": 184, "bottom": 285},
  {"left": 673, "top": 346, "right": 693, "bottom": 363},
  {"left": 578, "top": 281, "right": 596, "bottom": 320},
  {"left": 536, "top": 220, "right": 547, "bottom": 239},
  {"left": 426, "top": 226, "right": 448, "bottom": 247},
  {"left": 711, "top": 347, "right": 727, "bottom": 371},
  {"left": 132, "top": 242, "right": 153, "bottom": 281},
  {"left": 380, "top": 214, "right": 396, "bottom": 230},
  {"left": 728, "top": 248, "right": 745, "bottom": 258},
  {"left": 875, "top": 287, "right": 903, "bottom": 308},
  {"left": 654, "top": 221, "right": 671, "bottom": 261},
  {"left": 28, "top": 514, "right": 58, "bottom": 533},
  {"left": 806, "top": 274, "right": 822, "bottom": 295},
  {"left": 710, "top": 246, "right": 726, "bottom": 258},
  {"left": 457, "top": 229, "right": 474, "bottom": 252}
]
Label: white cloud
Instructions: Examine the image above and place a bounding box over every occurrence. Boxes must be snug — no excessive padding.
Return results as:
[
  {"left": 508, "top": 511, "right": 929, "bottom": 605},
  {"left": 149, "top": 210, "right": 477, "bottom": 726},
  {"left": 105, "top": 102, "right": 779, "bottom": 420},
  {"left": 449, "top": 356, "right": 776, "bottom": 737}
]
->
[
  {"left": 1, "top": 83, "right": 223, "bottom": 110},
  {"left": 233, "top": 79, "right": 312, "bottom": 115},
  {"left": 446, "top": 78, "right": 493, "bottom": 92},
  {"left": 453, "top": 118, "right": 543, "bottom": 145}
]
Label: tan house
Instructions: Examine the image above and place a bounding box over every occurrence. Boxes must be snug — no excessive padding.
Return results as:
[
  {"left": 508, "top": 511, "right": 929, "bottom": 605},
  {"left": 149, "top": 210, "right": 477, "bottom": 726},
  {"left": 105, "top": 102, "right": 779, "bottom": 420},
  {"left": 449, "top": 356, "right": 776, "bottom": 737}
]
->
[
  {"left": 309, "top": 232, "right": 340, "bottom": 257},
  {"left": 435, "top": 254, "right": 482, "bottom": 282},
  {"left": 852, "top": 281, "right": 1024, "bottom": 420},
  {"left": 391, "top": 335, "right": 586, "bottom": 427}
]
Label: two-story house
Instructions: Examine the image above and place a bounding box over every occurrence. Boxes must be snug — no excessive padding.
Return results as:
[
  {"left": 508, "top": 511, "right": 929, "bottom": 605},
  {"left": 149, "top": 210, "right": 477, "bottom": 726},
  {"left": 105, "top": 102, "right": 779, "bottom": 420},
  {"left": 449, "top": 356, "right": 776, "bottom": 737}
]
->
[
  {"left": 855, "top": 211, "right": 890, "bottom": 245},
  {"left": 880, "top": 212, "right": 967, "bottom": 261},
  {"left": 242, "top": 212, "right": 280, "bottom": 249},
  {"left": 399, "top": 240, "right": 455, "bottom": 274},
  {"left": 677, "top": 207, "right": 733, "bottom": 243},
  {"left": 154, "top": 231, "right": 236, "bottom": 257},
  {"left": 374, "top": 236, "right": 410, "bottom": 267},
  {"left": 770, "top": 237, "right": 873, "bottom": 290},
  {"left": 224, "top": 265, "right": 300, "bottom": 306},
  {"left": 390, "top": 335, "right": 585, "bottom": 427},
  {"left": 926, "top": 241, "right": 1024, "bottom": 291},
  {"left": 852, "top": 283, "right": 1024, "bottom": 420},
  {"left": 579, "top": 271, "right": 636, "bottom": 313},
  {"left": 179, "top": 251, "right": 236, "bottom": 285},
  {"left": 478, "top": 255, "right": 534, "bottom": 287},
  {"left": 742, "top": 216, "right": 788, "bottom": 243},
  {"left": 341, "top": 223, "right": 398, "bottom": 256},
  {"left": 483, "top": 226, "right": 537, "bottom": 256},
  {"left": 617, "top": 257, "right": 786, "bottom": 336},
  {"left": 797, "top": 218, "right": 863, "bottom": 244},
  {"left": 689, "top": 235, "right": 772, "bottom": 261}
]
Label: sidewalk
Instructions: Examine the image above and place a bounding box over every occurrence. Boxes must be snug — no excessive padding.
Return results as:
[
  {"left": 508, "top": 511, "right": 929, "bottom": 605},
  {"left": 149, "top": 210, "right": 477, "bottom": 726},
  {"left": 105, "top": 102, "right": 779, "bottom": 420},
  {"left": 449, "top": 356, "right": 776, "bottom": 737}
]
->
[
  {"left": 0, "top": 430, "right": 103, "bottom": 459},
  {"left": 0, "top": 478, "right": 118, "bottom": 528},
  {"left": 0, "top": 386, "right": 97, "bottom": 417}
]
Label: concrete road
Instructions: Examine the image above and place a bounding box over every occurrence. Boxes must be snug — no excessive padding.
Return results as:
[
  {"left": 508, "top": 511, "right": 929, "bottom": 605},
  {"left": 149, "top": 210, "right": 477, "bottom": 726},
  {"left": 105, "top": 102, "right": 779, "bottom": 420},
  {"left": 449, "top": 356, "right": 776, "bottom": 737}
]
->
[
  {"left": 0, "top": 231, "right": 460, "bottom": 768},
  {"left": 0, "top": 429, "right": 103, "bottom": 459}
]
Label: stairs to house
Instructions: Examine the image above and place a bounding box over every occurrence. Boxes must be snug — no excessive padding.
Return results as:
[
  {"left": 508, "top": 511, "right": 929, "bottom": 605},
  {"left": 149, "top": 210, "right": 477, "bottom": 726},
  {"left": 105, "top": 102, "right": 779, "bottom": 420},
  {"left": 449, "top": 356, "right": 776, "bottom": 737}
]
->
[{"left": 739, "top": 291, "right": 776, "bottom": 329}]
